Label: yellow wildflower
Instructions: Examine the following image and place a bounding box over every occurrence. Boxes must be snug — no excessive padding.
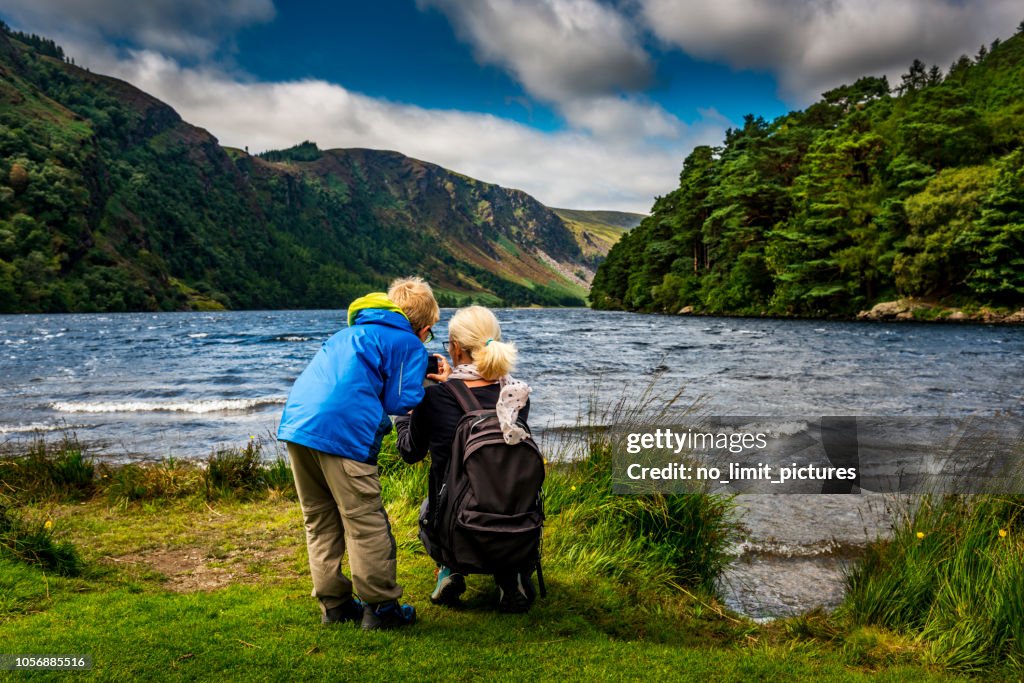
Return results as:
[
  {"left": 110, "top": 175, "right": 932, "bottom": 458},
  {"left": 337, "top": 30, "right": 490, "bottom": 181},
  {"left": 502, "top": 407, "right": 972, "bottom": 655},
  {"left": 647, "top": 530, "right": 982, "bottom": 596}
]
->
[
  {"left": 916, "top": 531, "right": 925, "bottom": 539},
  {"left": 44, "top": 520, "right": 53, "bottom": 530},
  {"left": 999, "top": 529, "right": 1008, "bottom": 538},
  {"left": 571, "top": 485, "right": 577, "bottom": 491}
]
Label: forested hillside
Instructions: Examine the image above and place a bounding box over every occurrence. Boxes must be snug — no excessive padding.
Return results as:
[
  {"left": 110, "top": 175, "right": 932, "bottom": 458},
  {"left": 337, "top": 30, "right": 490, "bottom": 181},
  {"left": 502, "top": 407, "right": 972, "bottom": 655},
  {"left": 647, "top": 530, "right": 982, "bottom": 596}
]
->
[
  {"left": 0, "top": 24, "right": 589, "bottom": 313},
  {"left": 591, "top": 27, "right": 1024, "bottom": 318}
]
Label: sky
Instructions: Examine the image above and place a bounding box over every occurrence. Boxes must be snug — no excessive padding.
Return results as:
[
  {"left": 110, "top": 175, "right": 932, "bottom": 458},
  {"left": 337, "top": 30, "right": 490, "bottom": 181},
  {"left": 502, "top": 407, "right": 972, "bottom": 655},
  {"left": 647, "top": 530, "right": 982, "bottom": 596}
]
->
[{"left": 0, "top": 0, "right": 1019, "bottom": 213}]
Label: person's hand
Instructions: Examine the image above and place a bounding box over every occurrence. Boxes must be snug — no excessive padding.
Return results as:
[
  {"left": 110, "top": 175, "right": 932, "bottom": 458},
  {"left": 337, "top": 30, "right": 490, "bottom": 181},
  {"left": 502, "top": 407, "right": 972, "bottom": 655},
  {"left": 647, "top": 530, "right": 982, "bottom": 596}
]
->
[{"left": 426, "top": 353, "right": 451, "bottom": 383}]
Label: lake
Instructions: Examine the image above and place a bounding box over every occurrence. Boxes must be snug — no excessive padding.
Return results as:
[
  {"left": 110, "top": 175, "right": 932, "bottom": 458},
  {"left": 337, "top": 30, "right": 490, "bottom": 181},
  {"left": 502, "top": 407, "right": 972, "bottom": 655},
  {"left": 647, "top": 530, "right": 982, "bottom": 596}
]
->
[{"left": 2, "top": 308, "right": 1022, "bottom": 617}]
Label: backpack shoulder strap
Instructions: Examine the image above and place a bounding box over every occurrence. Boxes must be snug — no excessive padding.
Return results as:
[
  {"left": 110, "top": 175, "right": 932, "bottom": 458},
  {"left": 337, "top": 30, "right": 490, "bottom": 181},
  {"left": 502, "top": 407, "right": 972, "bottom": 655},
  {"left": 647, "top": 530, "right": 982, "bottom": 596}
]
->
[{"left": 445, "top": 378, "right": 483, "bottom": 414}]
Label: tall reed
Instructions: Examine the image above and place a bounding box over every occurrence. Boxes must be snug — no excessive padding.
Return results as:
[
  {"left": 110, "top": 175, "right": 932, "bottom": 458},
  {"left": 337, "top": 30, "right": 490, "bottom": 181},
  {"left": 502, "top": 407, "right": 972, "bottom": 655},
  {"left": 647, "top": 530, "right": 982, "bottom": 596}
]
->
[{"left": 541, "top": 381, "right": 742, "bottom": 595}]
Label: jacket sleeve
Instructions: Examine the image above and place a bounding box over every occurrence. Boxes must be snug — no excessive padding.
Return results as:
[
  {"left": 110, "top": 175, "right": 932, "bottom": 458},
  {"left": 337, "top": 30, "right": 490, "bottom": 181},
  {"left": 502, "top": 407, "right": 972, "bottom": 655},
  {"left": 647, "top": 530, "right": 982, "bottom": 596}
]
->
[
  {"left": 394, "top": 412, "right": 428, "bottom": 464},
  {"left": 381, "top": 341, "right": 427, "bottom": 416}
]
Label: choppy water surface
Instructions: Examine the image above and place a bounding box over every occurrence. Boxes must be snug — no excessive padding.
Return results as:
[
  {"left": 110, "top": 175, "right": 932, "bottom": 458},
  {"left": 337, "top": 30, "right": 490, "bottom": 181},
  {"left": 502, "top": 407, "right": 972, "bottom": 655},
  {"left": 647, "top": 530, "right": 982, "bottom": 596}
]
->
[{"left": 2, "top": 309, "right": 1022, "bottom": 617}]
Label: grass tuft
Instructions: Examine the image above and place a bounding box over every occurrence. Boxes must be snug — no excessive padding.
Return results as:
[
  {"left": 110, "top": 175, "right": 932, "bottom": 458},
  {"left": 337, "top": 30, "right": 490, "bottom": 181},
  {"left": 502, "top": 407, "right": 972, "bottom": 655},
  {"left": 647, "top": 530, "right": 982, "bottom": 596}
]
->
[
  {"left": 540, "top": 381, "right": 742, "bottom": 596},
  {"left": 842, "top": 494, "right": 1024, "bottom": 674},
  {"left": 0, "top": 431, "right": 95, "bottom": 501},
  {"left": 0, "top": 497, "right": 82, "bottom": 576},
  {"left": 204, "top": 441, "right": 266, "bottom": 499}
]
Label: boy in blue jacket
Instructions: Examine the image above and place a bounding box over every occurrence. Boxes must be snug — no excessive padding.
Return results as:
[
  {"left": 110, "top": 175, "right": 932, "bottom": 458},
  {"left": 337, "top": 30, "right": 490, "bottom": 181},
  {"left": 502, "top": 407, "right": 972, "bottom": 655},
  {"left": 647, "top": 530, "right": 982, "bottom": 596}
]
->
[{"left": 278, "top": 276, "right": 441, "bottom": 630}]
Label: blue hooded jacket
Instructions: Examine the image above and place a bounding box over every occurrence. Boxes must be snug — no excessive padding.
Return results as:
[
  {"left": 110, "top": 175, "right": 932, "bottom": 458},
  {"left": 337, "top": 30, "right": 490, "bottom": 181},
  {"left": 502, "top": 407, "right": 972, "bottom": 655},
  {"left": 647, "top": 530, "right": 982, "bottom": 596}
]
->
[{"left": 277, "top": 296, "right": 428, "bottom": 463}]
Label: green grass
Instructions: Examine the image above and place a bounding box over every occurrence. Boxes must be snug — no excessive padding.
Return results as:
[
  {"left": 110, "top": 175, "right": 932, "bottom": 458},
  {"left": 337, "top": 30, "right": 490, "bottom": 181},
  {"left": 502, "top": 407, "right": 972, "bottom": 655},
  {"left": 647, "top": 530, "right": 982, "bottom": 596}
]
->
[
  {"left": 0, "top": 428, "right": 976, "bottom": 681},
  {"left": 0, "top": 494, "right": 952, "bottom": 682},
  {"left": 0, "top": 500, "right": 82, "bottom": 577},
  {"left": 842, "top": 494, "right": 1024, "bottom": 675},
  {"left": 0, "top": 433, "right": 95, "bottom": 502}
]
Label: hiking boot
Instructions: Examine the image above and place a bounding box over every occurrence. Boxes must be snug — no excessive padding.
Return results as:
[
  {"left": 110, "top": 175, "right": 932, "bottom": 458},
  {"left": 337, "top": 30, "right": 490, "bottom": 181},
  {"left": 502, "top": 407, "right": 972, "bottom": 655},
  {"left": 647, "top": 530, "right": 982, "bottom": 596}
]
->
[
  {"left": 430, "top": 566, "right": 466, "bottom": 606},
  {"left": 497, "top": 572, "right": 534, "bottom": 614},
  {"left": 361, "top": 601, "right": 417, "bottom": 630},
  {"left": 321, "top": 597, "right": 365, "bottom": 625},
  {"left": 520, "top": 572, "right": 537, "bottom": 605}
]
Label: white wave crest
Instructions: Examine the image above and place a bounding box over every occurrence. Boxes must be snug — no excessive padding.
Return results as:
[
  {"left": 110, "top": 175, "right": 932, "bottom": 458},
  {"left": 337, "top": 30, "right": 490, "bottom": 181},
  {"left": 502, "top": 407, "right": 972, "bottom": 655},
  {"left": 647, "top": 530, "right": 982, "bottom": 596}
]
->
[
  {"left": 50, "top": 398, "right": 285, "bottom": 414},
  {"left": 730, "top": 538, "right": 857, "bottom": 559},
  {"left": 0, "top": 422, "right": 80, "bottom": 434}
]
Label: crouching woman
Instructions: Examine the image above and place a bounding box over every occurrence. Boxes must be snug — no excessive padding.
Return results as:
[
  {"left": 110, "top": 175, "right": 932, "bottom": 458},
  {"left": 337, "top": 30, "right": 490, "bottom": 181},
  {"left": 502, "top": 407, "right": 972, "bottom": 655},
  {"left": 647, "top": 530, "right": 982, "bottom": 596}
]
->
[{"left": 395, "top": 305, "right": 537, "bottom": 613}]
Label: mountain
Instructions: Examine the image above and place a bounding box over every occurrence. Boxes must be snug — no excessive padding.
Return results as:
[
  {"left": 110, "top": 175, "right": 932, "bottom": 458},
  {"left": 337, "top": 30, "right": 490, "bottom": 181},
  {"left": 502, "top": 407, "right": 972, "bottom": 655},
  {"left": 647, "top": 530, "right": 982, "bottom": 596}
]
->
[
  {"left": 549, "top": 208, "right": 642, "bottom": 262},
  {"left": 591, "top": 30, "right": 1024, "bottom": 318},
  {"left": 0, "top": 24, "right": 592, "bottom": 313}
]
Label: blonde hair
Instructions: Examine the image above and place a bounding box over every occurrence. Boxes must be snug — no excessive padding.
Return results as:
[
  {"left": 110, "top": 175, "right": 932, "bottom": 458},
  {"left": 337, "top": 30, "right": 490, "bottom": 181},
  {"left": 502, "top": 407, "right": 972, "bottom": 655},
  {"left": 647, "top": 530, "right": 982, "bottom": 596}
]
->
[
  {"left": 448, "top": 305, "right": 516, "bottom": 380},
  {"left": 388, "top": 276, "right": 440, "bottom": 331}
]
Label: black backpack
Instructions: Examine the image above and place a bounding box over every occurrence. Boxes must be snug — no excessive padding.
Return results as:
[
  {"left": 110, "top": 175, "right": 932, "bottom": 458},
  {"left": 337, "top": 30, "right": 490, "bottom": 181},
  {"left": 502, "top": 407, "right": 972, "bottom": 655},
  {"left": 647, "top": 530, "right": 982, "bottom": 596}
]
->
[{"left": 426, "top": 379, "right": 546, "bottom": 594}]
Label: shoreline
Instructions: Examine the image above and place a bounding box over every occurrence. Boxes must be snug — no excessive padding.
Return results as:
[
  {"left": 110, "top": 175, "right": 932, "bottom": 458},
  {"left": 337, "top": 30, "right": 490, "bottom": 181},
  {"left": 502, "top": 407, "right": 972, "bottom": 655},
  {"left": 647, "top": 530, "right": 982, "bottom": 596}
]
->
[
  {"left": 658, "top": 300, "right": 1024, "bottom": 325},
  {"left": 4, "top": 301, "right": 1023, "bottom": 325}
]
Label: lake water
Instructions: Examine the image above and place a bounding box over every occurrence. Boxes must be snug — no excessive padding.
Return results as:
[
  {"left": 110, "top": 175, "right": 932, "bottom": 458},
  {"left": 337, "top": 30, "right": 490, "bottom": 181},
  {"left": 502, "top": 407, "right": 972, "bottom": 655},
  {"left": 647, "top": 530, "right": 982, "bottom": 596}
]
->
[{"left": 2, "top": 309, "right": 1022, "bottom": 617}]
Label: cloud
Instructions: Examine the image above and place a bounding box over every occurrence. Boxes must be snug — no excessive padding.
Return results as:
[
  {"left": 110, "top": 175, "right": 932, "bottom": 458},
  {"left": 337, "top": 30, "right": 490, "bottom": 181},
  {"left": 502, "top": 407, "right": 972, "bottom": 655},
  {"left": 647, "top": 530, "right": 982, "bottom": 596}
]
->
[
  {"left": 416, "top": 0, "right": 690, "bottom": 142},
  {"left": 0, "top": 0, "right": 274, "bottom": 58},
  {"left": 640, "top": 0, "right": 1022, "bottom": 103},
  {"left": 1, "top": 0, "right": 732, "bottom": 212},
  {"left": 418, "top": 0, "right": 652, "bottom": 101},
  {"left": 79, "top": 48, "right": 726, "bottom": 212},
  {"left": 559, "top": 95, "right": 684, "bottom": 140}
]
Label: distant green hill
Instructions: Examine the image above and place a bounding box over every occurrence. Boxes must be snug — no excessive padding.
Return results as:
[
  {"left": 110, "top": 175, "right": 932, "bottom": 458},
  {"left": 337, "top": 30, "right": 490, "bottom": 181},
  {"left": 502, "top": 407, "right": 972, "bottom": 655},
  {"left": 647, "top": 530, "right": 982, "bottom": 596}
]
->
[
  {"left": 0, "top": 23, "right": 594, "bottom": 312},
  {"left": 591, "top": 28, "right": 1024, "bottom": 317},
  {"left": 550, "top": 208, "right": 642, "bottom": 263},
  {"left": 550, "top": 208, "right": 644, "bottom": 231}
]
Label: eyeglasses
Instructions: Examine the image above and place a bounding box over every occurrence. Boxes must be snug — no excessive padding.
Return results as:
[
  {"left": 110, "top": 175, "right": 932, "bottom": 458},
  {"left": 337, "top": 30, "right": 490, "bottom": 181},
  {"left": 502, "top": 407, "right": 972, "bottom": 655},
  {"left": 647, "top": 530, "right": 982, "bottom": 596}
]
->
[{"left": 423, "top": 327, "right": 434, "bottom": 344}]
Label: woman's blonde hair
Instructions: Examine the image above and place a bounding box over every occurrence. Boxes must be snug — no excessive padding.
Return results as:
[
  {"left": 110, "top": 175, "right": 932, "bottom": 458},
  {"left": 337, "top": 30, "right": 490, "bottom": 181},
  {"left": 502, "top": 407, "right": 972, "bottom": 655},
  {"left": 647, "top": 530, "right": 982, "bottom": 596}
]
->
[
  {"left": 448, "top": 306, "right": 516, "bottom": 380},
  {"left": 388, "top": 276, "right": 440, "bottom": 331}
]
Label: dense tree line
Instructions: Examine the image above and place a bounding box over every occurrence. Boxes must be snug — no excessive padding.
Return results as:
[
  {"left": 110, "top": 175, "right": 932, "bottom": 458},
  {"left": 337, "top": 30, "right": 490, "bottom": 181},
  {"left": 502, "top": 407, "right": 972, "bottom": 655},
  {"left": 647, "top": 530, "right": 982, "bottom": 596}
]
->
[{"left": 591, "top": 29, "right": 1024, "bottom": 317}]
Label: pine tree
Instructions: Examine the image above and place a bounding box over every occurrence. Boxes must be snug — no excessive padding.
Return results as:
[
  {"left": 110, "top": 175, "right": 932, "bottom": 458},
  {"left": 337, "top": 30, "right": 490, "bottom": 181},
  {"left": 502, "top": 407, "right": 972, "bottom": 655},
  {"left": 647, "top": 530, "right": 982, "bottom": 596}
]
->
[{"left": 899, "top": 59, "right": 928, "bottom": 94}]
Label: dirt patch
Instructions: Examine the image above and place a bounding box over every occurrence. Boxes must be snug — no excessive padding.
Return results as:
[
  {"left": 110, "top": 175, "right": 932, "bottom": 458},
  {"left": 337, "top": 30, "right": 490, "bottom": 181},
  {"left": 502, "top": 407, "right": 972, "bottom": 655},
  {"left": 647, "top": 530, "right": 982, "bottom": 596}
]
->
[{"left": 106, "top": 543, "right": 300, "bottom": 592}]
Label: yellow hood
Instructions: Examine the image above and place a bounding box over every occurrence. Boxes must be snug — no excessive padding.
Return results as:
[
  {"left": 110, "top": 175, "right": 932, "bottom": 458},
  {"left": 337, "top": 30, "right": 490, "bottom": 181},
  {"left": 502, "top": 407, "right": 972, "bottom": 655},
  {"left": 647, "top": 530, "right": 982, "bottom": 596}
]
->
[{"left": 347, "top": 292, "right": 408, "bottom": 327}]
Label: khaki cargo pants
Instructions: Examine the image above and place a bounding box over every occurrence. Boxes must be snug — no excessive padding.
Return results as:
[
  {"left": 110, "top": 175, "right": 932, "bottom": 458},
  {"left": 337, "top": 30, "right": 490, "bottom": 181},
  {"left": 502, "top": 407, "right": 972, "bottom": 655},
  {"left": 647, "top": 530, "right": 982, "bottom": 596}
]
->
[{"left": 286, "top": 442, "right": 402, "bottom": 610}]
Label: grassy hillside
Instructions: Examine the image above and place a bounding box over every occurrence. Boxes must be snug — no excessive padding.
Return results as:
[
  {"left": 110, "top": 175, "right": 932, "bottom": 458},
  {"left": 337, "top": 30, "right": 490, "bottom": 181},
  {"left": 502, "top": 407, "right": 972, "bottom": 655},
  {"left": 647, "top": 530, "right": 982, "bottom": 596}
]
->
[
  {"left": 591, "top": 29, "right": 1024, "bottom": 318},
  {"left": 551, "top": 207, "right": 642, "bottom": 264},
  {"left": 0, "top": 24, "right": 589, "bottom": 312}
]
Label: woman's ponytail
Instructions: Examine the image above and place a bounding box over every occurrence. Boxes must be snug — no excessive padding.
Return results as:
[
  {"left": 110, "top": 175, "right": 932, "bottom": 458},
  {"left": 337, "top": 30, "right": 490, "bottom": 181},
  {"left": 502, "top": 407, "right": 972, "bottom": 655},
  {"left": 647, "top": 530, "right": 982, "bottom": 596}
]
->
[{"left": 474, "top": 338, "right": 516, "bottom": 379}]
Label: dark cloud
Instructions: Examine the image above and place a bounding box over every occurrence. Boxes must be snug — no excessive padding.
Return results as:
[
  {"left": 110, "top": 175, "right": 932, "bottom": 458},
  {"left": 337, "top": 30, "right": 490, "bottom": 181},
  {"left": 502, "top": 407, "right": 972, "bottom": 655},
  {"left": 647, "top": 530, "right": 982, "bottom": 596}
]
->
[
  {"left": 640, "top": 0, "right": 1021, "bottom": 103},
  {"left": 0, "top": 0, "right": 275, "bottom": 58}
]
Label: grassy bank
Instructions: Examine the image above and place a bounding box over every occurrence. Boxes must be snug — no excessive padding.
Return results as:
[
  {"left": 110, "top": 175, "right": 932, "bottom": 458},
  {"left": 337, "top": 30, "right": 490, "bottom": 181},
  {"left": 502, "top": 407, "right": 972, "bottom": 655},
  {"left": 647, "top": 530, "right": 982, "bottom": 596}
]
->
[
  {"left": 0, "top": 434, "right": 988, "bottom": 681},
  {"left": 843, "top": 494, "right": 1024, "bottom": 675}
]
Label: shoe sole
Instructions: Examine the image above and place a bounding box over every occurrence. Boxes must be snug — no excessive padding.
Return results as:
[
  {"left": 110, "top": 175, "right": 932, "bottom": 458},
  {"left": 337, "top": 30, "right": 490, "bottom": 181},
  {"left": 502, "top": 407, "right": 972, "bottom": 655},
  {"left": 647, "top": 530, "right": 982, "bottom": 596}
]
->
[{"left": 430, "top": 573, "right": 466, "bottom": 606}]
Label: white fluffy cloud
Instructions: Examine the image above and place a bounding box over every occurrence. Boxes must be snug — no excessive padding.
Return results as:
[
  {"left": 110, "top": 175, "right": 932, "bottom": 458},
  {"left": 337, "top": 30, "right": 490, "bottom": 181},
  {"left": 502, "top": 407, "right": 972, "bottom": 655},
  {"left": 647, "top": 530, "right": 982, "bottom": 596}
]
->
[
  {"left": 640, "top": 0, "right": 1022, "bottom": 102},
  {"left": 419, "top": 0, "right": 652, "bottom": 101},
  {"left": 79, "top": 48, "right": 722, "bottom": 212},
  {"left": 417, "top": 0, "right": 692, "bottom": 143}
]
